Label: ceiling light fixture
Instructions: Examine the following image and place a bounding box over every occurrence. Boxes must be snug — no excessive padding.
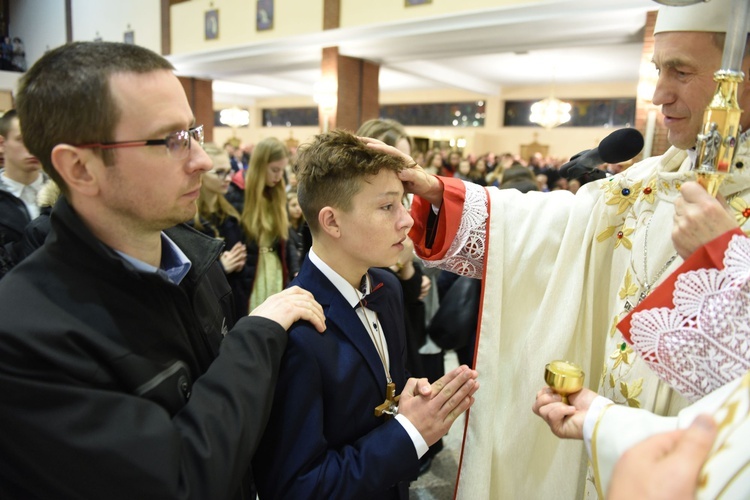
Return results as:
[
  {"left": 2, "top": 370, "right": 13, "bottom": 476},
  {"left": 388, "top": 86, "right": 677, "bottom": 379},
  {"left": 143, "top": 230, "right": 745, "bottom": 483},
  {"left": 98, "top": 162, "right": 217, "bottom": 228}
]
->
[
  {"left": 529, "top": 97, "right": 572, "bottom": 129},
  {"left": 219, "top": 107, "right": 250, "bottom": 137}
]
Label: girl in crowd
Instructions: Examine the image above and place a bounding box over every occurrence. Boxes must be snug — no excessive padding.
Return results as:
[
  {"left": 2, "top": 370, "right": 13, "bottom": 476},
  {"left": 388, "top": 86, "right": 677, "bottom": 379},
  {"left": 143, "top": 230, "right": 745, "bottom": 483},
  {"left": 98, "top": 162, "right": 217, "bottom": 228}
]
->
[
  {"left": 455, "top": 158, "right": 472, "bottom": 182},
  {"left": 286, "top": 190, "right": 307, "bottom": 269},
  {"left": 424, "top": 150, "right": 444, "bottom": 176},
  {"left": 240, "top": 137, "right": 299, "bottom": 311},
  {"left": 470, "top": 156, "right": 489, "bottom": 186},
  {"left": 191, "top": 143, "right": 249, "bottom": 316}
]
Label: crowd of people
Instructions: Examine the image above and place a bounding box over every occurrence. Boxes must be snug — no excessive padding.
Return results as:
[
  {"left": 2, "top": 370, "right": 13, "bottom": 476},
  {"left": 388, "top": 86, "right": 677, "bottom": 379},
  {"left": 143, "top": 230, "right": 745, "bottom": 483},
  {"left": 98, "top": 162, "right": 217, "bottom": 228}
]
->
[
  {"left": 0, "top": 0, "right": 749, "bottom": 498},
  {"left": 1, "top": 36, "right": 26, "bottom": 72}
]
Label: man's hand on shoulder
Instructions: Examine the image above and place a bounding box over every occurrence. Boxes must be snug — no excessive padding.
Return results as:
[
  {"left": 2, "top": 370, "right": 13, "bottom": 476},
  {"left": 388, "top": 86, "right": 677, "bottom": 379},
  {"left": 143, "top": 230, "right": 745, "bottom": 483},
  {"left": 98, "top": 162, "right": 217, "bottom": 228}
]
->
[{"left": 249, "top": 286, "right": 325, "bottom": 332}]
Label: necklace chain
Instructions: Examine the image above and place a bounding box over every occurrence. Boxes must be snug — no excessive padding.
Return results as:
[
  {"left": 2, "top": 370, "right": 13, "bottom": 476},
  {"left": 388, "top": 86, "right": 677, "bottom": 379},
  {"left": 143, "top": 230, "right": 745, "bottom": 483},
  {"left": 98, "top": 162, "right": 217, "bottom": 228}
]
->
[
  {"left": 635, "top": 215, "right": 679, "bottom": 305},
  {"left": 355, "top": 275, "right": 391, "bottom": 383}
]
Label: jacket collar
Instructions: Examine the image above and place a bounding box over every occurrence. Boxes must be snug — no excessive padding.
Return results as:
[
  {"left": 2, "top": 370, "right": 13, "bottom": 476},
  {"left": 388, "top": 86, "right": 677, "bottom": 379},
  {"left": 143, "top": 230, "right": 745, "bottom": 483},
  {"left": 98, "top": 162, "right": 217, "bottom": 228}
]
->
[
  {"left": 295, "top": 256, "right": 406, "bottom": 389},
  {"left": 48, "top": 197, "right": 223, "bottom": 283}
]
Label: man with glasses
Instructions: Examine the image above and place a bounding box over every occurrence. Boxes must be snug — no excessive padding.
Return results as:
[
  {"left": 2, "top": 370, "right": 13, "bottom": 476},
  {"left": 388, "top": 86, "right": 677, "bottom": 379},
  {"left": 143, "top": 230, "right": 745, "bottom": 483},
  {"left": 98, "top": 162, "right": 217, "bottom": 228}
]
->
[{"left": 0, "top": 41, "right": 326, "bottom": 499}]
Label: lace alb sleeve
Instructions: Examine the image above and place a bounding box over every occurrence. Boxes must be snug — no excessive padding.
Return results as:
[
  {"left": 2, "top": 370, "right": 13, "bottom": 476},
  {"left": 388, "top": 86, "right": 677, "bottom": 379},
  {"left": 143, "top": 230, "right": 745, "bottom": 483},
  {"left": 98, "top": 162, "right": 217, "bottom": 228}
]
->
[
  {"left": 629, "top": 234, "right": 750, "bottom": 402},
  {"left": 421, "top": 181, "right": 488, "bottom": 279}
]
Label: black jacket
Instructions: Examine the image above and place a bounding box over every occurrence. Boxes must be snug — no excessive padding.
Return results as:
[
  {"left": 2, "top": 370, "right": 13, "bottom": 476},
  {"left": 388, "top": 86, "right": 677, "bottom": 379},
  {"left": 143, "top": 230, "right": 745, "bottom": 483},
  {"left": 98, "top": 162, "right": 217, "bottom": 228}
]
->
[
  {"left": 189, "top": 213, "right": 251, "bottom": 318},
  {"left": 0, "top": 198, "right": 287, "bottom": 500},
  {"left": 0, "top": 177, "right": 32, "bottom": 278}
]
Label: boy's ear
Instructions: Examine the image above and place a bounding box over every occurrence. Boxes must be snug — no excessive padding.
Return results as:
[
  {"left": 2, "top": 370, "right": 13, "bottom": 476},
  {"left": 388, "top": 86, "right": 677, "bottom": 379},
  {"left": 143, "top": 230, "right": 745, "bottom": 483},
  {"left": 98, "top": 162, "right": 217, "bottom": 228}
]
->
[{"left": 318, "top": 206, "right": 341, "bottom": 239}]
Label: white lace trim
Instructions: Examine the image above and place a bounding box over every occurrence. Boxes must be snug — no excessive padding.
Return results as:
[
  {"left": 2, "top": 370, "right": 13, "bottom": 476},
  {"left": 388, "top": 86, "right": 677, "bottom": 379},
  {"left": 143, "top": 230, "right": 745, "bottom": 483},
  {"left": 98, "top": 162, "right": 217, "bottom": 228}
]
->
[
  {"left": 629, "top": 234, "right": 750, "bottom": 401},
  {"left": 421, "top": 181, "right": 487, "bottom": 278}
]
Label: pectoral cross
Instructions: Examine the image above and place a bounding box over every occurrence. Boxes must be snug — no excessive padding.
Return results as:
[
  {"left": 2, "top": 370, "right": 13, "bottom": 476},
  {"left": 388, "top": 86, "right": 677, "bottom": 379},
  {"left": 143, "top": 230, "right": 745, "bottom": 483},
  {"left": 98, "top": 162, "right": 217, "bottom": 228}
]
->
[{"left": 374, "top": 382, "right": 400, "bottom": 419}]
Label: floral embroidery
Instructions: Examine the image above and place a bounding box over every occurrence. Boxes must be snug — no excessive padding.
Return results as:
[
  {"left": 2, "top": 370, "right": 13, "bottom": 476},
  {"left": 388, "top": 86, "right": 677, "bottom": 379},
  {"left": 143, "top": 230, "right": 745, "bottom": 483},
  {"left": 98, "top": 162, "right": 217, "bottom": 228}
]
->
[
  {"left": 609, "top": 343, "right": 634, "bottom": 370},
  {"left": 731, "top": 196, "right": 750, "bottom": 227},
  {"left": 620, "top": 378, "right": 643, "bottom": 408},
  {"left": 596, "top": 225, "right": 618, "bottom": 243},
  {"left": 619, "top": 269, "right": 638, "bottom": 300},
  {"left": 605, "top": 180, "right": 642, "bottom": 215},
  {"left": 609, "top": 315, "right": 619, "bottom": 338},
  {"left": 641, "top": 179, "right": 657, "bottom": 204},
  {"left": 614, "top": 227, "right": 634, "bottom": 249}
]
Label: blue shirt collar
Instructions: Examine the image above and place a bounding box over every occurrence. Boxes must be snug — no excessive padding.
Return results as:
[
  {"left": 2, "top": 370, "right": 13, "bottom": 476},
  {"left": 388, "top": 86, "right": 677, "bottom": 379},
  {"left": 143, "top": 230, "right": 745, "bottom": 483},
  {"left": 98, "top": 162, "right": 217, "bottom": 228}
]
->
[{"left": 115, "top": 232, "right": 192, "bottom": 284}]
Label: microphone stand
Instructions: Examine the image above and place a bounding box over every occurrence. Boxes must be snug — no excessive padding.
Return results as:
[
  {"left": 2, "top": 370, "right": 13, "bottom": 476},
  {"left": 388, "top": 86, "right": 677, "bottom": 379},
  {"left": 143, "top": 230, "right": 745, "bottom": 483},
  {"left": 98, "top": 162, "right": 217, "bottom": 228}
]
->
[{"left": 691, "top": 0, "right": 749, "bottom": 195}]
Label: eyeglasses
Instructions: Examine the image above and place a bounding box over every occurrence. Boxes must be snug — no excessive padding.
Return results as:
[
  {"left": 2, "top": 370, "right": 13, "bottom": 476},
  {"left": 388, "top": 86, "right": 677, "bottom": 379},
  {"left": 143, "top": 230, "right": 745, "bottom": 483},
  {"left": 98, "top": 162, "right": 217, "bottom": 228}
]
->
[
  {"left": 208, "top": 168, "right": 232, "bottom": 178},
  {"left": 76, "top": 125, "right": 204, "bottom": 160}
]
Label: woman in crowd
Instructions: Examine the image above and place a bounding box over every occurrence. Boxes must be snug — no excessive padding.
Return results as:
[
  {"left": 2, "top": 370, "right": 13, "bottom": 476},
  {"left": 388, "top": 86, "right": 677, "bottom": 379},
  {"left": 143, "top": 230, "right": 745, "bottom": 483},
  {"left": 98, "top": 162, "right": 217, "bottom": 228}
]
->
[
  {"left": 423, "top": 150, "right": 444, "bottom": 176},
  {"left": 191, "top": 143, "right": 249, "bottom": 316},
  {"left": 470, "top": 156, "right": 489, "bottom": 186},
  {"left": 286, "top": 190, "right": 307, "bottom": 269},
  {"left": 240, "top": 137, "right": 299, "bottom": 311}
]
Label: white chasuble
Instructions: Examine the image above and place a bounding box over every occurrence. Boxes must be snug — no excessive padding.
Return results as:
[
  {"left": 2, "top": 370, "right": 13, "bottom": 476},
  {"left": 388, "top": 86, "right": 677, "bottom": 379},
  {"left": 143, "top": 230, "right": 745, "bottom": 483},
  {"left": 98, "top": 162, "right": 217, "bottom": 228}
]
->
[{"left": 409, "top": 134, "right": 750, "bottom": 499}]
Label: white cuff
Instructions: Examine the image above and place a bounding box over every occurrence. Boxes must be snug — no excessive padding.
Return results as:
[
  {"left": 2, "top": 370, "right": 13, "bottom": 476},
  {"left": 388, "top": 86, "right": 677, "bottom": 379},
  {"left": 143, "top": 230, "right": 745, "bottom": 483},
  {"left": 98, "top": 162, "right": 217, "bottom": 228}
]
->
[
  {"left": 583, "top": 395, "right": 614, "bottom": 459},
  {"left": 396, "top": 413, "right": 429, "bottom": 459}
]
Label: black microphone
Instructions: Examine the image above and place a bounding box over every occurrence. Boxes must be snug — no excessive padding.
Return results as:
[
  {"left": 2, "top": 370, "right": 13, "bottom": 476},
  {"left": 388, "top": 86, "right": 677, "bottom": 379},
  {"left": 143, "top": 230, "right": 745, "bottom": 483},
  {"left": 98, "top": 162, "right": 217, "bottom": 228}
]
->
[{"left": 559, "top": 128, "right": 644, "bottom": 183}]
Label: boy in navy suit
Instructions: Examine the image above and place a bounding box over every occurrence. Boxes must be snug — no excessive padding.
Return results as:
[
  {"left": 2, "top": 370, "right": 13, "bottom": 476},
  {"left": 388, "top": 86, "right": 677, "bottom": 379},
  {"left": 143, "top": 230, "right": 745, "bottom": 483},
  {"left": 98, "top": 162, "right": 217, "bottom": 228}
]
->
[{"left": 253, "top": 130, "right": 479, "bottom": 499}]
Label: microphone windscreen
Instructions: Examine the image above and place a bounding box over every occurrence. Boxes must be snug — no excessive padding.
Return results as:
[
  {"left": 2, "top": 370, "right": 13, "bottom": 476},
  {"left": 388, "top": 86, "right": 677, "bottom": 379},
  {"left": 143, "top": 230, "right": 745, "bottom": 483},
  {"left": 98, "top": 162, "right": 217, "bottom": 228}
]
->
[{"left": 598, "top": 128, "right": 644, "bottom": 164}]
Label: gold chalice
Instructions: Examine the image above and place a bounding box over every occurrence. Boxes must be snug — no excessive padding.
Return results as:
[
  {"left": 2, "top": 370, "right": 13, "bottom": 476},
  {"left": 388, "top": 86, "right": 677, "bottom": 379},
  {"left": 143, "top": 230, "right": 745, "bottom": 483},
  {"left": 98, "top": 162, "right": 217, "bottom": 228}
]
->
[{"left": 544, "top": 360, "right": 585, "bottom": 405}]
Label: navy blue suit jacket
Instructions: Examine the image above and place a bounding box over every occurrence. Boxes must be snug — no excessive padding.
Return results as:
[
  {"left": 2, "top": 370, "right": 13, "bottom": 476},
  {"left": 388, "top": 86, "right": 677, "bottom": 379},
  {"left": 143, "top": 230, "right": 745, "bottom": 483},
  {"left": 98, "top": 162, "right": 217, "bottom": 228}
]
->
[{"left": 253, "top": 255, "right": 420, "bottom": 499}]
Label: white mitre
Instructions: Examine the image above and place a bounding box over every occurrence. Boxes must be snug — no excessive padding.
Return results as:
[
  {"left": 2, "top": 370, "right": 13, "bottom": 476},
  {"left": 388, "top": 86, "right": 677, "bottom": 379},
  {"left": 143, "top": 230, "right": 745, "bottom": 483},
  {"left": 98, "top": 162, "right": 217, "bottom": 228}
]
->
[{"left": 654, "top": 0, "right": 740, "bottom": 34}]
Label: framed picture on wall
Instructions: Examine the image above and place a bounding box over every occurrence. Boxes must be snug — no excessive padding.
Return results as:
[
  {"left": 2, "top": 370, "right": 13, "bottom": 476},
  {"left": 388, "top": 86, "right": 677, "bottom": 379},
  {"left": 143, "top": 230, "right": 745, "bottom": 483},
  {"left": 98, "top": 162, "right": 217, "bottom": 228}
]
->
[
  {"left": 257, "top": 0, "right": 274, "bottom": 31},
  {"left": 123, "top": 30, "right": 135, "bottom": 45},
  {"left": 205, "top": 9, "right": 219, "bottom": 40},
  {"left": 405, "top": 0, "right": 431, "bottom": 5}
]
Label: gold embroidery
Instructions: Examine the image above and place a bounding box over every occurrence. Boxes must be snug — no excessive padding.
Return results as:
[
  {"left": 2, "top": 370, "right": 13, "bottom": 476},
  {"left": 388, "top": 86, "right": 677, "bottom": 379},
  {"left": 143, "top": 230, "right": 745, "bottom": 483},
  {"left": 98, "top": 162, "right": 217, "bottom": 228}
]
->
[
  {"left": 621, "top": 379, "right": 643, "bottom": 408},
  {"left": 619, "top": 270, "right": 638, "bottom": 299},
  {"left": 717, "top": 400, "right": 740, "bottom": 434},
  {"left": 730, "top": 196, "right": 750, "bottom": 227},
  {"left": 698, "top": 471, "right": 709, "bottom": 490},
  {"left": 609, "top": 315, "right": 619, "bottom": 339},
  {"left": 614, "top": 227, "right": 634, "bottom": 249},
  {"left": 641, "top": 179, "right": 657, "bottom": 204},
  {"left": 609, "top": 344, "right": 634, "bottom": 369},
  {"left": 596, "top": 225, "right": 617, "bottom": 243},
  {"left": 605, "top": 180, "right": 642, "bottom": 215},
  {"left": 589, "top": 403, "right": 613, "bottom": 500},
  {"left": 600, "top": 179, "right": 619, "bottom": 195}
]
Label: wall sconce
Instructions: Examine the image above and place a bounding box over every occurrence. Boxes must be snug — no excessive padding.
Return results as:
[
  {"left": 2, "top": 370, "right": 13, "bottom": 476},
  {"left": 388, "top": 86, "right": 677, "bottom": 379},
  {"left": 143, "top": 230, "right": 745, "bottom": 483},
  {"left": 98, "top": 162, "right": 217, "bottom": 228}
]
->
[{"left": 314, "top": 79, "right": 337, "bottom": 133}]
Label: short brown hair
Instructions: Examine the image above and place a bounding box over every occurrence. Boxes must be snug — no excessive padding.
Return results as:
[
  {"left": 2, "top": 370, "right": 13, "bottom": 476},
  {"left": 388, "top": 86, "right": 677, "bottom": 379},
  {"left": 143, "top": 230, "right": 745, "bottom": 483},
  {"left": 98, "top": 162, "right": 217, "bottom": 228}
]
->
[
  {"left": 0, "top": 109, "right": 17, "bottom": 138},
  {"left": 15, "top": 42, "right": 174, "bottom": 195},
  {"left": 295, "top": 129, "right": 407, "bottom": 233},
  {"left": 356, "top": 118, "right": 413, "bottom": 151}
]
